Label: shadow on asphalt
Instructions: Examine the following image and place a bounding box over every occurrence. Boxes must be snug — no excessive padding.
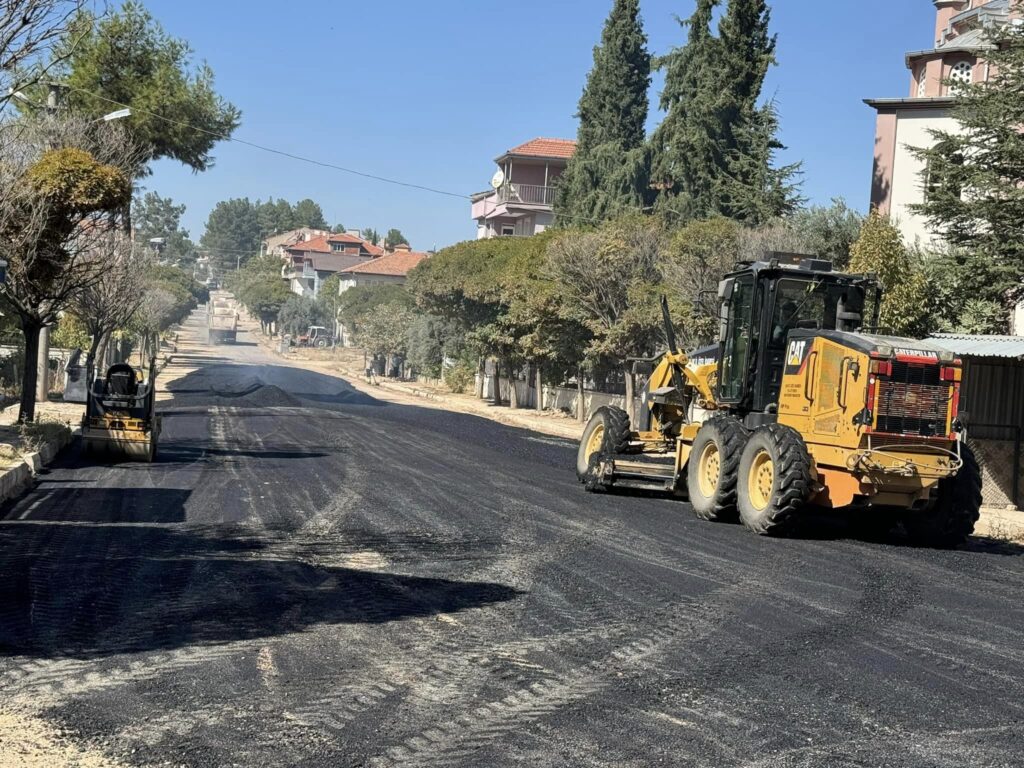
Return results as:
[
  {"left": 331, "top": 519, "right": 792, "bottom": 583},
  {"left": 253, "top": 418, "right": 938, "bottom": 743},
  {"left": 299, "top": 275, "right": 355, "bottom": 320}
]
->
[
  {"left": 790, "top": 512, "right": 1024, "bottom": 555},
  {"left": 156, "top": 445, "right": 330, "bottom": 462},
  {"left": 606, "top": 488, "right": 1024, "bottom": 556},
  {"left": 0, "top": 512, "right": 520, "bottom": 658}
]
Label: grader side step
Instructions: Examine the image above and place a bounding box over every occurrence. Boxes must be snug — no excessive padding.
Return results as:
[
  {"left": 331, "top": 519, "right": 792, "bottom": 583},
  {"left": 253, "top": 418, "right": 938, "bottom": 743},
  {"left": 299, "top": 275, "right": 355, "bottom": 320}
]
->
[{"left": 612, "top": 459, "right": 676, "bottom": 490}]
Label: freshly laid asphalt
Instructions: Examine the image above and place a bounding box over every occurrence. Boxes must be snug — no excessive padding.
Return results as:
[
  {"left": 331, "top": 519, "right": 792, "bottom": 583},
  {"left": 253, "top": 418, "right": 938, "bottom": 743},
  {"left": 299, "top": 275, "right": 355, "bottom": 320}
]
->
[{"left": 1, "top": 311, "right": 1022, "bottom": 767}]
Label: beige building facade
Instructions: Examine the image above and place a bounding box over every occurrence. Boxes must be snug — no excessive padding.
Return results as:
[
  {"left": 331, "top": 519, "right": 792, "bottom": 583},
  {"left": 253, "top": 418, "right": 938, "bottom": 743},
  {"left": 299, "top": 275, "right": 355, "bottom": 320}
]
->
[{"left": 866, "top": 0, "right": 1016, "bottom": 246}]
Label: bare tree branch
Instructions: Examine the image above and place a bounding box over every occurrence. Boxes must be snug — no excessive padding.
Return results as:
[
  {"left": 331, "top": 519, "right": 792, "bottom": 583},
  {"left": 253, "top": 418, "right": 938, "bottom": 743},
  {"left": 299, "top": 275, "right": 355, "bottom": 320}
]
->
[
  {"left": 0, "top": 0, "right": 92, "bottom": 113},
  {"left": 0, "top": 110, "right": 139, "bottom": 420},
  {"left": 68, "top": 229, "right": 150, "bottom": 370}
]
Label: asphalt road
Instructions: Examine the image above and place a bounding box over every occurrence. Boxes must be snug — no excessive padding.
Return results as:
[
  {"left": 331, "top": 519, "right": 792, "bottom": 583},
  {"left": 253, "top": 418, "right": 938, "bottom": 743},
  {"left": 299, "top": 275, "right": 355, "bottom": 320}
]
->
[{"left": 1, "top": 312, "right": 1023, "bottom": 767}]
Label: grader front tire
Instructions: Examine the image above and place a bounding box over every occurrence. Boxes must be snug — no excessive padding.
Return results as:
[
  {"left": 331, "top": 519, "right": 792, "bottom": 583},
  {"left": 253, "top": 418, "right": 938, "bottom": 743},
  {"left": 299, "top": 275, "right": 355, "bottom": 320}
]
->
[
  {"left": 686, "top": 417, "right": 746, "bottom": 522},
  {"left": 737, "top": 425, "right": 813, "bottom": 536},
  {"left": 576, "top": 406, "right": 632, "bottom": 492}
]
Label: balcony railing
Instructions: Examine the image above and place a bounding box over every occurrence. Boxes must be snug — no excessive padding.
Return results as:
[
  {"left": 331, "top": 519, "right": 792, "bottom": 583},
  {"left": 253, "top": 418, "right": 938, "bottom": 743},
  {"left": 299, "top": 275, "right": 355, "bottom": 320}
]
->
[
  {"left": 496, "top": 182, "right": 555, "bottom": 207},
  {"left": 282, "top": 263, "right": 316, "bottom": 280}
]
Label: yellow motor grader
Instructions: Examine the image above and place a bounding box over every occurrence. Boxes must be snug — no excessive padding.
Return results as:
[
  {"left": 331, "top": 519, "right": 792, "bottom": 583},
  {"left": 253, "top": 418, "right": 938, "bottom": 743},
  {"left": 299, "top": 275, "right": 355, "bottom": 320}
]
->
[{"left": 576, "top": 254, "right": 981, "bottom": 546}]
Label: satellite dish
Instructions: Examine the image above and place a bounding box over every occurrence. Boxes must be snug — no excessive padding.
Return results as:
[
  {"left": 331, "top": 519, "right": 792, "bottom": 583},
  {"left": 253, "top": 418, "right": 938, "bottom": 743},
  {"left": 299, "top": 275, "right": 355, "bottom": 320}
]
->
[{"left": 490, "top": 169, "right": 505, "bottom": 189}]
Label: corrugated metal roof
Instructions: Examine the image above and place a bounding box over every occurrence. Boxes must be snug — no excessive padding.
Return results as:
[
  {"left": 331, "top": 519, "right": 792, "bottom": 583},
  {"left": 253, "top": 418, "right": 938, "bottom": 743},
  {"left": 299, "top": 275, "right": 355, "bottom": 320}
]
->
[{"left": 928, "top": 334, "right": 1024, "bottom": 359}]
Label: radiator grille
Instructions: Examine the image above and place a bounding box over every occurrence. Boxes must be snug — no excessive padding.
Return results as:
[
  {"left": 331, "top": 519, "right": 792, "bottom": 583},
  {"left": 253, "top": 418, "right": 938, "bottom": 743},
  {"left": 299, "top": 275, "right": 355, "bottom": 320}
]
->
[{"left": 875, "top": 361, "right": 951, "bottom": 436}]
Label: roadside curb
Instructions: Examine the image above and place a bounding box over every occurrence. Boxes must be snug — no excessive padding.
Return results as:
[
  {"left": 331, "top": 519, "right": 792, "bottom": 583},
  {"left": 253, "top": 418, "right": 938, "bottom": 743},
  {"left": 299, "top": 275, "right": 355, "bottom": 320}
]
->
[
  {"left": 976, "top": 506, "right": 1024, "bottom": 541},
  {"left": 359, "top": 372, "right": 584, "bottom": 440},
  {"left": 0, "top": 426, "right": 77, "bottom": 505}
]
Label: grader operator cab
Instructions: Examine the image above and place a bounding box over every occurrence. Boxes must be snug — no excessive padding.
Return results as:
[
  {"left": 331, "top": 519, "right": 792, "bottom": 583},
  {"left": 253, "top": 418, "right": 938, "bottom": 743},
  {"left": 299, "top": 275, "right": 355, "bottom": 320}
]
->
[{"left": 577, "top": 253, "right": 982, "bottom": 547}]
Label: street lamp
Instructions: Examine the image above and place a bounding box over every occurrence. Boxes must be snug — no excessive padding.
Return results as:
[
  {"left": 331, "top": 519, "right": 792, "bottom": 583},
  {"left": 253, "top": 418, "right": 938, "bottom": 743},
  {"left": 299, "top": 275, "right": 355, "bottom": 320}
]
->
[
  {"left": 8, "top": 87, "right": 131, "bottom": 123},
  {"left": 97, "top": 107, "right": 131, "bottom": 123}
]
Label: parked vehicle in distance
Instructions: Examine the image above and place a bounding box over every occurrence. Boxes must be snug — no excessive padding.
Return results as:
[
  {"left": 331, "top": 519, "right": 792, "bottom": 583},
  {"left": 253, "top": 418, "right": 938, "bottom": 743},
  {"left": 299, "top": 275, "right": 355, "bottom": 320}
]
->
[{"left": 293, "top": 325, "right": 334, "bottom": 348}]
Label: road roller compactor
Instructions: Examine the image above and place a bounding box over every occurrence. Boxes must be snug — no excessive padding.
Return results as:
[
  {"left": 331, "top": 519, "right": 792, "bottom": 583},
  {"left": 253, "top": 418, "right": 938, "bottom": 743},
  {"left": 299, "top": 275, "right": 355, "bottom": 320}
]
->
[
  {"left": 577, "top": 253, "right": 981, "bottom": 546},
  {"left": 82, "top": 355, "right": 161, "bottom": 462}
]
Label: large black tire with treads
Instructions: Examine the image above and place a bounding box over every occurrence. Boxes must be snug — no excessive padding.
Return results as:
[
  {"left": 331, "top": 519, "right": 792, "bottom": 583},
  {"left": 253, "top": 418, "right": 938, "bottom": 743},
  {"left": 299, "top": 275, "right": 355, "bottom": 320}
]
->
[
  {"left": 902, "top": 441, "right": 982, "bottom": 548},
  {"left": 576, "top": 406, "right": 632, "bottom": 490},
  {"left": 686, "top": 417, "right": 747, "bottom": 522},
  {"left": 737, "top": 424, "right": 813, "bottom": 535}
]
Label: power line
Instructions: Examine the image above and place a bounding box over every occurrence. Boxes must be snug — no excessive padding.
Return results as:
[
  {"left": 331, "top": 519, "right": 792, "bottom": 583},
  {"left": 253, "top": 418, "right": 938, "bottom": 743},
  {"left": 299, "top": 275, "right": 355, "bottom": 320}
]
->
[
  {"left": 68, "top": 86, "right": 628, "bottom": 230},
  {"left": 67, "top": 87, "right": 471, "bottom": 201}
]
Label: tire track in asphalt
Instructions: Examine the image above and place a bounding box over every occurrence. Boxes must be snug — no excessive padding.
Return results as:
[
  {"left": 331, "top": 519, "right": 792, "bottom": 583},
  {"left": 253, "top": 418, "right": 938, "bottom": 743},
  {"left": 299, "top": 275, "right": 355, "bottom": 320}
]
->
[{"left": 366, "top": 577, "right": 757, "bottom": 768}]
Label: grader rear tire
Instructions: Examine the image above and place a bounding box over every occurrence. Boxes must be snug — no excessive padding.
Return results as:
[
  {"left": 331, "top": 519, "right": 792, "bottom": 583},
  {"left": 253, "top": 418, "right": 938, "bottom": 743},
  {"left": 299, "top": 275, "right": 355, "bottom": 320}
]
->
[
  {"left": 737, "top": 425, "right": 813, "bottom": 536},
  {"left": 576, "top": 406, "right": 632, "bottom": 492},
  {"left": 686, "top": 417, "right": 747, "bottom": 522},
  {"left": 902, "top": 442, "right": 982, "bottom": 548}
]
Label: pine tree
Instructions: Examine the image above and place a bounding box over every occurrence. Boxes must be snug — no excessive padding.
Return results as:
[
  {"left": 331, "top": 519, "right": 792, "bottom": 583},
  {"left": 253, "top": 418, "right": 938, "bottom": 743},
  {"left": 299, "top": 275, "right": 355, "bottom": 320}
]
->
[
  {"left": 650, "top": 0, "right": 800, "bottom": 224},
  {"left": 911, "top": 16, "right": 1024, "bottom": 287},
  {"left": 555, "top": 0, "right": 651, "bottom": 225}
]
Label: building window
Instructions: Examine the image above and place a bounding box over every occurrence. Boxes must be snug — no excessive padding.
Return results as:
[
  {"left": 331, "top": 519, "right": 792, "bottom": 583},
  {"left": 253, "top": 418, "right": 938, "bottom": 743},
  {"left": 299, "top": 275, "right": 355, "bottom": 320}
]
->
[
  {"left": 917, "top": 68, "right": 927, "bottom": 97},
  {"left": 948, "top": 61, "right": 973, "bottom": 95},
  {"left": 500, "top": 224, "right": 515, "bottom": 237}
]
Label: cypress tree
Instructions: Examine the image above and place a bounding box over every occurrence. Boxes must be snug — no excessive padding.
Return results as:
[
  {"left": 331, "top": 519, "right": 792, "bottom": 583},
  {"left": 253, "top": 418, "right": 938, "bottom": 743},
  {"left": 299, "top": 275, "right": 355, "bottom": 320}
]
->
[
  {"left": 716, "top": 0, "right": 775, "bottom": 125},
  {"left": 649, "top": 0, "right": 720, "bottom": 222},
  {"left": 717, "top": 0, "right": 801, "bottom": 221},
  {"left": 651, "top": 0, "right": 800, "bottom": 224},
  {"left": 555, "top": 0, "right": 651, "bottom": 225}
]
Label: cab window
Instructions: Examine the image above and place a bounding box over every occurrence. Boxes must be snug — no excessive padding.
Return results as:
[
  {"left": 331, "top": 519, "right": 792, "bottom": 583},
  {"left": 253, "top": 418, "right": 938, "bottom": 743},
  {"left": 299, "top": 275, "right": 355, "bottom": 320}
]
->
[{"left": 720, "top": 276, "right": 755, "bottom": 402}]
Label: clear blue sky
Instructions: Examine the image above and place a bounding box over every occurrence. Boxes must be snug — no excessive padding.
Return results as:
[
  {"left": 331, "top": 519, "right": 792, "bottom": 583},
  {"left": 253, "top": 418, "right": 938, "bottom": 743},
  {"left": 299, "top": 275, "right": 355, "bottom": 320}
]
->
[{"left": 142, "top": 0, "right": 934, "bottom": 251}]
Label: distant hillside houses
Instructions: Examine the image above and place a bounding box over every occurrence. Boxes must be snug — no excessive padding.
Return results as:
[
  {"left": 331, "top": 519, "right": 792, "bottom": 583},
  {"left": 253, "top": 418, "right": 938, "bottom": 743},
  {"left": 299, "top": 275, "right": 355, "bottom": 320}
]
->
[{"left": 265, "top": 227, "right": 426, "bottom": 297}]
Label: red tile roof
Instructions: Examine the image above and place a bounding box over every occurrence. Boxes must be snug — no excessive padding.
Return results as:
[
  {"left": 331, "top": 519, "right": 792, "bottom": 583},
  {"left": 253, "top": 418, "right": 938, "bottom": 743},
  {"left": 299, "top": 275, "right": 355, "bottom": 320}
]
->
[
  {"left": 504, "top": 137, "right": 576, "bottom": 159},
  {"left": 339, "top": 251, "right": 428, "bottom": 277},
  {"left": 307, "top": 253, "right": 367, "bottom": 272},
  {"left": 327, "top": 232, "right": 385, "bottom": 256},
  {"left": 284, "top": 234, "right": 332, "bottom": 254},
  {"left": 286, "top": 233, "right": 384, "bottom": 257},
  {"left": 327, "top": 232, "right": 363, "bottom": 244}
]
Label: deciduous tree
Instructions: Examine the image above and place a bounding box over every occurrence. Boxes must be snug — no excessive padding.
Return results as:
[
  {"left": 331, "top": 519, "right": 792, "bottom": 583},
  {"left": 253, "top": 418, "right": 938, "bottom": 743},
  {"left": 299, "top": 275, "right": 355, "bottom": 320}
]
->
[
  {"left": 660, "top": 217, "right": 741, "bottom": 349},
  {"left": 68, "top": 230, "right": 149, "bottom": 375},
  {"left": 0, "top": 0, "right": 83, "bottom": 112},
  {"left": 277, "top": 295, "right": 329, "bottom": 337},
  {"left": 848, "top": 211, "right": 931, "bottom": 338},
  {"left": 0, "top": 114, "right": 136, "bottom": 421},
  {"left": 357, "top": 304, "right": 414, "bottom": 373},
  {"left": 544, "top": 216, "right": 665, "bottom": 413}
]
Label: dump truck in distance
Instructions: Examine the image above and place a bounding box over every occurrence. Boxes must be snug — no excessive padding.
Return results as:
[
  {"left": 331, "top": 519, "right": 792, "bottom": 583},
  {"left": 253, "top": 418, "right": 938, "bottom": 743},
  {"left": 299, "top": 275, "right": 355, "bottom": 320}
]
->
[{"left": 208, "top": 292, "right": 239, "bottom": 344}]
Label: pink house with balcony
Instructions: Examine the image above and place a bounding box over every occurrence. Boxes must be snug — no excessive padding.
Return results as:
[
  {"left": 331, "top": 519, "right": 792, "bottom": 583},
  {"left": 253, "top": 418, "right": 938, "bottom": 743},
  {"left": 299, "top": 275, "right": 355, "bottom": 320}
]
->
[
  {"left": 865, "top": 0, "right": 1017, "bottom": 246},
  {"left": 470, "top": 138, "right": 576, "bottom": 238}
]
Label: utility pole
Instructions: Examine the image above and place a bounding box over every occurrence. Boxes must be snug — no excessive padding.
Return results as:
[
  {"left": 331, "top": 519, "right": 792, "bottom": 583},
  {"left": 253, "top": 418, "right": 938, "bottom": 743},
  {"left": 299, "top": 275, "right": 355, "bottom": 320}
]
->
[{"left": 36, "top": 84, "right": 62, "bottom": 403}]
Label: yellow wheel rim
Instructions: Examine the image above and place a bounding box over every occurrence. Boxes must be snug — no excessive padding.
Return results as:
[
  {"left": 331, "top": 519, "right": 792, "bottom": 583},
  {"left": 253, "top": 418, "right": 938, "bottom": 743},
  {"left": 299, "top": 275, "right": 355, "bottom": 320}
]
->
[
  {"left": 698, "top": 442, "right": 721, "bottom": 498},
  {"left": 748, "top": 450, "right": 775, "bottom": 512},
  {"left": 585, "top": 424, "right": 605, "bottom": 462}
]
